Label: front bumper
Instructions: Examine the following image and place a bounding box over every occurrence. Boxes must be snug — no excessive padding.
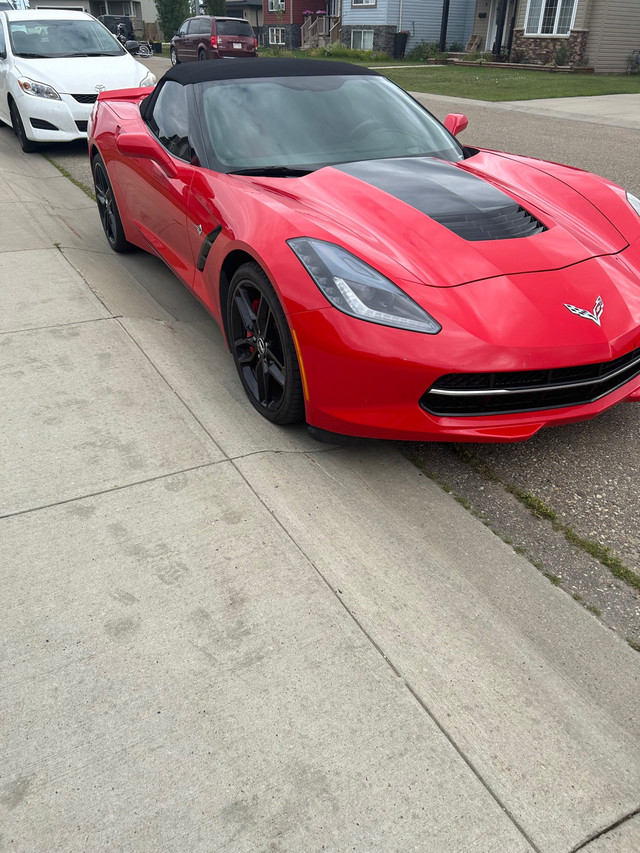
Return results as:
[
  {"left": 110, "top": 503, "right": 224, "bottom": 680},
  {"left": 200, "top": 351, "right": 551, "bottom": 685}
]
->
[
  {"left": 289, "top": 242, "right": 640, "bottom": 443},
  {"left": 15, "top": 91, "right": 95, "bottom": 142}
]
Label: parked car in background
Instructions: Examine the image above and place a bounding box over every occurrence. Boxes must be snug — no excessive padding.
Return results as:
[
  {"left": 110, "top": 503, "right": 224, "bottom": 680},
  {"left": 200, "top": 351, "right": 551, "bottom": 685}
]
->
[
  {"left": 0, "top": 9, "right": 155, "bottom": 152},
  {"left": 170, "top": 16, "right": 257, "bottom": 64}
]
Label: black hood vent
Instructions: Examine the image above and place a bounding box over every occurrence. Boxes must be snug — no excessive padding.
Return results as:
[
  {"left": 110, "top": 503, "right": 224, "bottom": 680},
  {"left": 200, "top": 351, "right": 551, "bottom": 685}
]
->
[
  {"left": 335, "top": 157, "right": 547, "bottom": 242},
  {"left": 433, "top": 203, "right": 546, "bottom": 241}
]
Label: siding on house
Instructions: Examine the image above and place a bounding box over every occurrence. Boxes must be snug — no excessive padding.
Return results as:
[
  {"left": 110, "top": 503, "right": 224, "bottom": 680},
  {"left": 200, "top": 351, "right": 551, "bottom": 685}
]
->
[
  {"left": 513, "top": 0, "right": 640, "bottom": 71},
  {"left": 584, "top": 0, "right": 640, "bottom": 71},
  {"left": 343, "top": 0, "right": 475, "bottom": 48}
]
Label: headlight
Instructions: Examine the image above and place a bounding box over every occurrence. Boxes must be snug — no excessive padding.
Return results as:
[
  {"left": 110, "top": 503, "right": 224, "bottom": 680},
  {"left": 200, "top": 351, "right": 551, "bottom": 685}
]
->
[
  {"left": 288, "top": 238, "right": 441, "bottom": 334},
  {"left": 139, "top": 71, "right": 156, "bottom": 87},
  {"left": 17, "top": 78, "right": 60, "bottom": 100},
  {"left": 627, "top": 191, "right": 640, "bottom": 216}
]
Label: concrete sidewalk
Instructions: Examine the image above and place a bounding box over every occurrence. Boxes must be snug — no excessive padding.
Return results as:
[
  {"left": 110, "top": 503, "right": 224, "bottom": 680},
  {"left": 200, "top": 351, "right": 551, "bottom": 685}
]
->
[
  {"left": 1, "top": 132, "right": 640, "bottom": 853},
  {"left": 411, "top": 91, "right": 640, "bottom": 131}
]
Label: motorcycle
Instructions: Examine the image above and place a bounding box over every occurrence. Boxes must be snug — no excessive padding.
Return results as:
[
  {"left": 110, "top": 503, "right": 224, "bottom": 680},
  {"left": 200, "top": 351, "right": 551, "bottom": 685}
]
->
[{"left": 116, "top": 26, "right": 152, "bottom": 57}]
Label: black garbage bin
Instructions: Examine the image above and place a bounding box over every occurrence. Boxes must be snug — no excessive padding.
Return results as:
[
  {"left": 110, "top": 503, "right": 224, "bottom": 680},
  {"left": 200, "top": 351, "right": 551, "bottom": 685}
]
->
[{"left": 393, "top": 31, "right": 409, "bottom": 59}]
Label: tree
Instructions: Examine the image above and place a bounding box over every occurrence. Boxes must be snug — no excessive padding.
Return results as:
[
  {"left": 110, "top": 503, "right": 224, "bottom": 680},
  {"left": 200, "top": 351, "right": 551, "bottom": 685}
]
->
[
  {"left": 154, "top": 0, "right": 191, "bottom": 41},
  {"left": 203, "top": 0, "right": 227, "bottom": 14}
]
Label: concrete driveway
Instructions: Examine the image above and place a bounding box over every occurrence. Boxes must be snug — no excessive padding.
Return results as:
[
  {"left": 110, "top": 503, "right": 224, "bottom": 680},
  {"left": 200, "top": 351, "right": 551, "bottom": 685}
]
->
[{"left": 1, "top": 73, "right": 640, "bottom": 852}]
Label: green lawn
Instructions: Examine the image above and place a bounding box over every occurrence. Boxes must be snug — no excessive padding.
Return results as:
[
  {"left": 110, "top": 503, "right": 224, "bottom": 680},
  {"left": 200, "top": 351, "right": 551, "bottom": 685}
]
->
[
  {"left": 378, "top": 65, "right": 640, "bottom": 101},
  {"left": 258, "top": 47, "right": 640, "bottom": 101}
]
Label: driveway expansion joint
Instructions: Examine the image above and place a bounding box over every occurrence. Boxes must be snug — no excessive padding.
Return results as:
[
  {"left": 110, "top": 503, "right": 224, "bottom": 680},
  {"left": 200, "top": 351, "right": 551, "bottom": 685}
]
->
[
  {"left": 0, "top": 461, "right": 227, "bottom": 521},
  {"left": 569, "top": 805, "right": 640, "bottom": 851}
]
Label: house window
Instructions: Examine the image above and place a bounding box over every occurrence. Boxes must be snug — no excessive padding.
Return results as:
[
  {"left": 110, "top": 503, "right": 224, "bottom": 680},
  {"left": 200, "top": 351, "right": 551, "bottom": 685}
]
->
[
  {"left": 352, "top": 0, "right": 376, "bottom": 6},
  {"left": 525, "top": 0, "right": 577, "bottom": 36},
  {"left": 269, "top": 27, "right": 285, "bottom": 44},
  {"left": 268, "top": 0, "right": 285, "bottom": 11},
  {"left": 351, "top": 29, "right": 373, "bottom": 49}
]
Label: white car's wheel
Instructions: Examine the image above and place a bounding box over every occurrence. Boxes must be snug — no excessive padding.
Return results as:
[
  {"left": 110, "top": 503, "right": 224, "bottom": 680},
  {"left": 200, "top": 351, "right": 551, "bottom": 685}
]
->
[{"left": 10, "top": 101, "right": 39, "bottom": 153}]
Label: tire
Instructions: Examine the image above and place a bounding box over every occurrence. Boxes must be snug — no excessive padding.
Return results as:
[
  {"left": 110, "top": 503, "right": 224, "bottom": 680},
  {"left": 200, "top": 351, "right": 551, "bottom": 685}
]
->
[
  {"left": 227, "top": 263, "right": 305, "bottom": 425},
  {"left": 170, "top": 47, "right": 179, "bottom": 65},
  {"left": 137, "top": 42, "right": 151, "bottom": 57},
  {"left": 198, "top": 48, "right": 207, "bottom": 61},
  {"left": 9, "top": 100, "right": 39, "bottom": 153},
  {"left": 92, "top": 154, "right": 134, "bottom": 253}
]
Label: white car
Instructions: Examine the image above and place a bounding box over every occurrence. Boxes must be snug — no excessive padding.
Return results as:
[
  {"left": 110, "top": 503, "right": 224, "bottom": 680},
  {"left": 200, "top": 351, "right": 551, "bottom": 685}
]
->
[{"left": 0, "top": 9, "right": 155, "bottom": 151}]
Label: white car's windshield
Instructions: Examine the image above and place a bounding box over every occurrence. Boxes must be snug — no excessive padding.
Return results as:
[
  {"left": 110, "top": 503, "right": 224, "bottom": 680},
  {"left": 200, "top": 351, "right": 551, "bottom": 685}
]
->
[
  {"left": 9, "top": 19, "right": 124, "bottom": 58},
  {"left": 197, "top": 75, "right": 464, "bottom": 173}
]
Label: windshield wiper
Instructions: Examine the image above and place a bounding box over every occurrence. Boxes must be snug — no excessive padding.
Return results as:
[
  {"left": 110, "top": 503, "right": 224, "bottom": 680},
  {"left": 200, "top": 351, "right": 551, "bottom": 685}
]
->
[
  {"left": 15, "top": 52, "right": 47, "bottom": 58},
  {"left": 227, "top": 166, "right": 312, "bottom": 177}
]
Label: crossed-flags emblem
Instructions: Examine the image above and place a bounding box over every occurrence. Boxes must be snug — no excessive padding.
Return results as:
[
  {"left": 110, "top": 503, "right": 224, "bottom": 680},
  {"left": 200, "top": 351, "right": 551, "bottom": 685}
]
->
[{"left": 564, "top": 295, "right": 604, "bottom": 326}]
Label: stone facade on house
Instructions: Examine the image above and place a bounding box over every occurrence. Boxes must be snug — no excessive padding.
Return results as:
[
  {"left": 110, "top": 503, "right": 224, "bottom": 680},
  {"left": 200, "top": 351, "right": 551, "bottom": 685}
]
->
[
  {"left": 510, "top": 29, "right": 589, "bottom": 65},
  {"left": 261, "top": 23, "right": 302, "bottom": 49},
  {"left": 341, "top": 25, "right": 397, "bottom": 55}
]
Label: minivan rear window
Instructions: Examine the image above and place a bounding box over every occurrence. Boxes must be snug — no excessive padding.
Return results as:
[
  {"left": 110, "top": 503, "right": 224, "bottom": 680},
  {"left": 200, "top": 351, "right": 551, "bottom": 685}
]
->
[{"left": 216, "top": 20, "right": 253, "bottom": 36}]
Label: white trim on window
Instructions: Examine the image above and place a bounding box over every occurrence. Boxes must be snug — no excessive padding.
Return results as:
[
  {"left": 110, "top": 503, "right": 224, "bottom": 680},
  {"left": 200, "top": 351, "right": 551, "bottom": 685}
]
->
[
  {"left": 524, "top": 0, "right": 577, "bottom": 36},
  {"left": 268, "top": 26, "right": 285, "bottom": 44},
  {"left": 268, "top": 0, "right": 285, "bottom": 11},
  {"left": 350, "top": 28, "right": 373, "bottom": 49}
]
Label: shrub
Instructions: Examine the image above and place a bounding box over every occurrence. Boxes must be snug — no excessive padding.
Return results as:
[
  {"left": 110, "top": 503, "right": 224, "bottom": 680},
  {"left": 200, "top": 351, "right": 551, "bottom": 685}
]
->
[
  {"left": 405, "top": 40, "right": 440, "bottom": 61},
  {"left": 553, "top": 43, "right": 568, "bottom": 66},
  {"left": 308, "top": 43, "right": 391, "bottom": 61}
]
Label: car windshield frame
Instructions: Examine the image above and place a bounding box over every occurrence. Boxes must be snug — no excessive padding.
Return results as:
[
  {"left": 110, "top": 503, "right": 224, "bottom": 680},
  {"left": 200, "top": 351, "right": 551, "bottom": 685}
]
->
[
  {"left": 9, "top": 19, "right": 125, "bottom": 58},
  {"left": 192, "top": 74, "right": 465, "bottom": 174}
]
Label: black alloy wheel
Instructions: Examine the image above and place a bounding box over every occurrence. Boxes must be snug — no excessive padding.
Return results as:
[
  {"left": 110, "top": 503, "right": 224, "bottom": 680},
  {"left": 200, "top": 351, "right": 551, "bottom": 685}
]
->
[
  {"left": 227, "top": 263, "right": 305, "bottom": 425},
  {"left": 9, "top": 101, "right": 39, "bottom": 153},
  {"left": 92, "top": 154, "right": 133, "bottom": 253}
]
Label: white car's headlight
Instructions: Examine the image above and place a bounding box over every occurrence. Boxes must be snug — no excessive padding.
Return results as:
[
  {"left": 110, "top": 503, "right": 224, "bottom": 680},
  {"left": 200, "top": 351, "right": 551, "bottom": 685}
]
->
[
  {"left": 139, "top": 71, "right": 156, "bottom": 87},
  {"left": 288, "top": 238, "right": 441, "bottom": 334},
  {"left": 627, "top": 191, "right": 640, "bottom": 216},
  {"left": 18, "top": 78, "right": 61, "bottom": 100}
]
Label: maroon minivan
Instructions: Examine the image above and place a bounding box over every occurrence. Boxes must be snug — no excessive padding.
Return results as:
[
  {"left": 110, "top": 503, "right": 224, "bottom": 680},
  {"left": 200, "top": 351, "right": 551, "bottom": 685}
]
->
[{"left": 170, "top": 16, "right": 257, "bottom": 64}]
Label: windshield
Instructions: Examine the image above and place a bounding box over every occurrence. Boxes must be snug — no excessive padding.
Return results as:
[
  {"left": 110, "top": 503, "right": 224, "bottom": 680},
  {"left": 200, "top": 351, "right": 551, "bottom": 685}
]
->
[
  {"left": 197, "top": 74, "right": 464, "bottom": 173},
  {"left": 9, "top": 19, "right": 125, "bottom": 58}
]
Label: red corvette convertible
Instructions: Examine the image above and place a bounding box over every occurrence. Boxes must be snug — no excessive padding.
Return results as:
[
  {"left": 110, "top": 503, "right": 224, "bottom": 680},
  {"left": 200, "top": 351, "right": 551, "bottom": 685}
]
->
[{"left": 88, "top": 59, "right": 640, "bottom": 442}]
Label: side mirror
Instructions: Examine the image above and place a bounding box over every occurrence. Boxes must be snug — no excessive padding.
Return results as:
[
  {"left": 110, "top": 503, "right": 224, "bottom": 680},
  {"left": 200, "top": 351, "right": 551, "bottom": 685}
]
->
[
  {"left": 444, "top": 113, "right": 469, "bottom": 137},
  {"left": 116, "top": 131, "right": 178, "bottom": 178}
]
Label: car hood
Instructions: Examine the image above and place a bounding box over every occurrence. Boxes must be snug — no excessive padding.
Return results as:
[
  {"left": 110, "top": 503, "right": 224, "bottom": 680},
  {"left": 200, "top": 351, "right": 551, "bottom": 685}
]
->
[
  {"left": 248, "top": 153, "right": 635, "bottom": 288},
  {"left": 12, "top": 55, "right": 149, "bottom": 94}
]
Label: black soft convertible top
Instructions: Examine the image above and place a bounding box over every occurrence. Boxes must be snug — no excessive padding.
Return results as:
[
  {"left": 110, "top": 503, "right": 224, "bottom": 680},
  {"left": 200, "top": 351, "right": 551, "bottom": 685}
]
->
[{"left": 140, "top": 57, "right": 379, "bottom": 119}]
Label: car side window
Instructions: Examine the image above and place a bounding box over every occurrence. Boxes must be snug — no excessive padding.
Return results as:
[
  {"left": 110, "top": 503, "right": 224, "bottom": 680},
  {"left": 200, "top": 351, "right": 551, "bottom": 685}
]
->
[
  {"left": 147, "top": 81, "right": 194, "bottom": 162},
  {"left": 186, "top": 19, "right": 200, "bottom": 34},
  {"left": 0, "top": 23, "right": 5, "bottom": 56},
  {"left": 198, "top": 18, "right": 210, "bottom": 34},
  {"left": 177, "top": 19, "right": 189, "bottom": 36}
]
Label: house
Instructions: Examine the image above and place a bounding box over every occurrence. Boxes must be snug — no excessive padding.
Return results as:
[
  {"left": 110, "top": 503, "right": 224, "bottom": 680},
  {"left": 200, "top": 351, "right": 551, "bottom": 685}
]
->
[
  {"left": 227, "top": 0, "right": 263, "bottom": 35},
  {"left": 472, "top": 0, "right": 640, "bottom": 72},
  {"left": 264, "top": 0, "right": 476, "bottom": 53},
  {"left": 21, "top": 0, "right": 161, "bottom": 40},
  {"left": 340, "top": 0, "right": 475, "bottom": 55}
]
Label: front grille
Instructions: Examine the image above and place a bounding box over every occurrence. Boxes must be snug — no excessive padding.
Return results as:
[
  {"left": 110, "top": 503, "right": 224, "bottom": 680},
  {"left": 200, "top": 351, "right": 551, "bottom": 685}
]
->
[
  {"left": 72, "top": 93, "right": 98, "bottom": 104},
  {"left": 421, "top": 347, "right": 640, "bottom": 416},
  {"left": 75, "top": 121, "right": 88, "bottom": 132},
  {"left": 432, "top": 204, "right": 546, "bottom": 241}
]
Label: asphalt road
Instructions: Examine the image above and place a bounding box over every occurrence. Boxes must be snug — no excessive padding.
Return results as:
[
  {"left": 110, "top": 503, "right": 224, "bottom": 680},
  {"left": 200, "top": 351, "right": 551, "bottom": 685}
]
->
[{"left": 20, "top": 55, "right": 640, "bottom": 648}]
